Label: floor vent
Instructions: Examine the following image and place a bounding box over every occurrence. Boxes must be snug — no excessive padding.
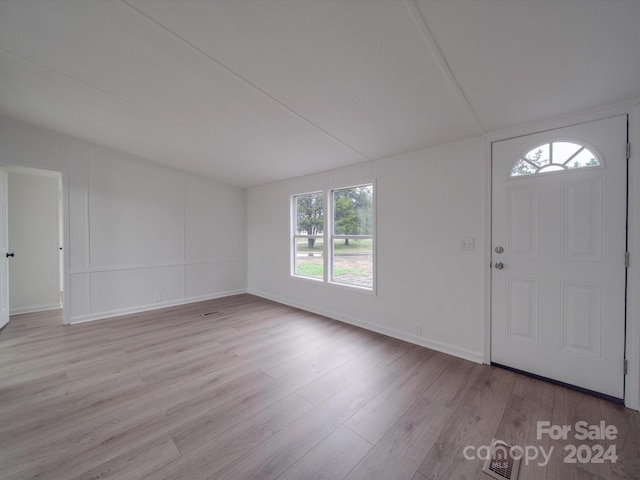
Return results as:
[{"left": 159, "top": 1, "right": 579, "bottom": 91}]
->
[
  {"left": 201, "top": 311, "right": 222, "bottom": 317},
  {"left": 482, "top": 439, "right": 520, "bottom": 480}
]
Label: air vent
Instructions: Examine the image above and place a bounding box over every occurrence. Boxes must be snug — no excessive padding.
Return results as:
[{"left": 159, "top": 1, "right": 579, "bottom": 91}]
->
[
  {"left": 201, "top": 311, "right": 222, "bottom": 317},
  {"left": 482, "top": 439, "right": 520, "bottom": 480}
]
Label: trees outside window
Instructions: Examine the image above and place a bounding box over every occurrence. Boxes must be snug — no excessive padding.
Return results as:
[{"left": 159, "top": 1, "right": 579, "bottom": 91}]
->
[
  {"left": 292, "top": 184, "right": 374, "bottom": 290},
  {"left": 331, "top": 185, "right": 373, "bottom": 288},
  {"left": 293, "top": 192, "right": 324, "bottom": 279},
  {"left": 511, "top": 142, "right": 599, "bottom": 177}
]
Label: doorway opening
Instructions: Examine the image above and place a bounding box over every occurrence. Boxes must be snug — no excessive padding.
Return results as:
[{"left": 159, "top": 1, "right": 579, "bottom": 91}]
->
[{"left": 2, "top": 165, "right": 64, "bottom": 329}]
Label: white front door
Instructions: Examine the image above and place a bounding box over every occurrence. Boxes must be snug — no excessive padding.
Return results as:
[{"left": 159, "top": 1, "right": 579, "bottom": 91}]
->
[
  {"left": 491, "top": 115, "right": 627, "bottom": 400},
  {"left": 0, "top": 169, "right": 9, "bottom": 330}
]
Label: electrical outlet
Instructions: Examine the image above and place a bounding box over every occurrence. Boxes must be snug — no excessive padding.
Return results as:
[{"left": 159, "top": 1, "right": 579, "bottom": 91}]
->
[
  {"left": 416, "top": 324, "right": 422, "bottom": 336},
  {"left": 461, "top": 236, "right": 475, "bottom": 251},
  {"left": 153, "top": 292, "right": 162, "bottom": 303}
]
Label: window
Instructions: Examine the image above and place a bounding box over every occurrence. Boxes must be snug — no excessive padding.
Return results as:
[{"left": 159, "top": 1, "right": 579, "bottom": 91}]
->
[
  {"left": 291, "top": 183, "right": 375, "bottom": 291},
  {"left": 293, "top": 192, "right": 324, "bottom": 280},
  {"left": 510, "top": 141, "right": 600, "bottom": 177},
  {"left": 331, "top": 185, "right": 373, "bottom": 288}
]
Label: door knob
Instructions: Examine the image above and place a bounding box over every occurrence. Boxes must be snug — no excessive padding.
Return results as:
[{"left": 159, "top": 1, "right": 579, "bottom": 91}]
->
[
  {"left": 495, "top": 246, "right": 504, "bottom": 254},
  {"left": 494, "top": 261, "right": 504, "bottom": 270},
  {"left": 6, "top": 252, "right": 14, "bottom": 258}
]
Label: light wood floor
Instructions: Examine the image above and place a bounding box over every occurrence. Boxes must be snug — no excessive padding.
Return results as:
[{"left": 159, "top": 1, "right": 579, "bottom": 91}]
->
[{"left": 0, "top": 294, "right": 638, "bottom": 480}]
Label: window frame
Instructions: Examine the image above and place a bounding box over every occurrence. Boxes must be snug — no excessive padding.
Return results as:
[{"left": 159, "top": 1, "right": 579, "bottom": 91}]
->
[
  {"left": 290, "top": 182, "right": 376, "bottom": 293},
  {"left": 328, "top": 183, "right": 375, "bottom": 291},
  {"left": 291, "top": 190, "right": 325, "bottom": 282},
  {"left": 509, "top": 140, "right": 602, "bottom": 179}
]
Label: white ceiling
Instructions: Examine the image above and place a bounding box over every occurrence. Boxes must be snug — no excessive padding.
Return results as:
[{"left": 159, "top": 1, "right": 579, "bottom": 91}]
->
[{"left": 0, "top": 0, "right": 639, "bottom": 187}]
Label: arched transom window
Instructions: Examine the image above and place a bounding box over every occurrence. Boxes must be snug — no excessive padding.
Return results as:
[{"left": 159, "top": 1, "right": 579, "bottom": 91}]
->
[{"left": 510, "top": 141, "right": 600, "bottom": 177}]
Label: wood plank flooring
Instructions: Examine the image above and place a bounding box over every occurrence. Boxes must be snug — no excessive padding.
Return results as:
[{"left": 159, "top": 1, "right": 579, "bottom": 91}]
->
[{"left": 0, "top": 294, "right": 638, "bottom": 480}]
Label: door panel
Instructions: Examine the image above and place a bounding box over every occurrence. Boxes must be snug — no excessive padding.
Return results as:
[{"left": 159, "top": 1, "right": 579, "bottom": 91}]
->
[
  {"left": 507, "top": 277, "right": 539, "bottom": 344},
  {"left": 561, "top": 282, "right": 601, "bottom": 357},
  {"left": 507, "top": 184, "right": 539, "bottom": 259},
  {"left": 562, "top": 179, "right": 602, "bottom": 262},
  {"left": 491, "top": 115, "right": 627, "bottom": 399}
]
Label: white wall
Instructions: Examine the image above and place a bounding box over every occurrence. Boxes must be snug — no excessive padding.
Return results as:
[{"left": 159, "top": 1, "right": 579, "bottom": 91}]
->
[
  {"left": 0, "top": 116, "right": 247, "bottom": 324},
  {"left": 248, "top": 138, "right": 486, "bottom": 362},
  {"left": 7, "top": 170, "right": 61, "bottom": 314}
]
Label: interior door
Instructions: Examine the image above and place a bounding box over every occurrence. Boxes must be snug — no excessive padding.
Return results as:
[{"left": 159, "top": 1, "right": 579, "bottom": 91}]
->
[
  {"left": 491, "top": 115, "right": 627, "bottom": 400},
  {"left": 0, "top": 169, "right": 9, "bottom": 330}
]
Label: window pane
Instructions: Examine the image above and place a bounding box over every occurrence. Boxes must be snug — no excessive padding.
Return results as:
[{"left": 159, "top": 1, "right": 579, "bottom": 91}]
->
[
  {"left": 524, "top": 144, "right": 549, "bottom": 167},
  {"left": 511, "top": 159, "right": 537, "bottom": 177},
  {"left": 294, "top": 237, "right": 324, "bottom": 279},
  {"left": 332, "top": 185, "right": 373, "bottom": 235},
  {"left": 332, "top": 238, "right": 373, "bottom": 288},
  {"left": 510, "top": 142, "right": 599, "bottom": 178},
  {"left": 296, "top": 192, "right": 323, "bottom": 236},
  {"left": 538, "top": 164, "right": 564, "bottom": 173},
  {"left": 565, "top": 148, "right": 599, "bottom": 169},
  {"left": 552, "top": 142, "right": 582, "bottom": 164}
]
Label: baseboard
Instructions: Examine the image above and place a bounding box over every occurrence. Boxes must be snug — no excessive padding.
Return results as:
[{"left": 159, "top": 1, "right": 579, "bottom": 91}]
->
[
  {"left": 249, "top": 289, "right": 484, "bottom": 364},
  {"left": 10, "top": 303, "right": 62, "bottom": 315},
  {"left": 69, "top": 289, "right": 247, "bottom": 324},
  {"left": 69, "top": 288, "right": 484, "bottom": 365}
]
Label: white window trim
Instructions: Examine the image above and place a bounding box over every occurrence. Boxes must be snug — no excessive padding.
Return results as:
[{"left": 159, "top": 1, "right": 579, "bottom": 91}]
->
[
  {"left": 509, "top": 140, "right": 603, "bottom": 179},
  {"left": 290, "top": 190, "right": 324, "bottom": 281},
  {"left": 328, "top": 183, "right": 375, "bottom": 292},
  {"left": 291, "top": 181, "right": 376, "bottom": 294}
]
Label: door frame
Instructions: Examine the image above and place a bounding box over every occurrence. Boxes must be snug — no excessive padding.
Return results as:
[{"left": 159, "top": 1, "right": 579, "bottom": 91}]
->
[
  {"left": 0, "top": 162, "right": 70, "bottom": 326},
  {"left": 483, "top": 102, "right": 640, "bottom": 410}
]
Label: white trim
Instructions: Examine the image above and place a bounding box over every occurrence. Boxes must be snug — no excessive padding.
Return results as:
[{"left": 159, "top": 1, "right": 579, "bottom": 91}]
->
[
  {"left": 182, "top": 172, "right": 187, "bottom": 300},
  {"left": 1, "top": 165, "right": 60, "bottom": 178},
  {"left": 2, "top": 161, "right": 69, "bottom": 325},
  {"left": 250, "top": 289, "right": 483, "bottom": 364},
  {"left": 86, "top": 145, "right": 93, "bottom": 319},
  {"left": 328, "top": 181, "right": 376, "bottom": 294},
  {"left": 69, "top": 289, "right": 246, "bottom": 324},
  {"left": 485, "top": 99, "right": 639, "bottom": 145},
  {"left": 291, "top": 182, "right": 376, "bottom": 294},
  {"left": 62, "top": 162, "right": 71, "bottom": 325},
  {"left": 11, "top": 303, "right": 61, "bottom": 315},
  {"left": 326, "top": 280, "right": 376, "bottom": 296},
  {"left": 288, "top": 274, "right": 324, "bottom": 286},
  {"left": 68, "top": 258, "right": 246, "bottom": 275},
  {"left": 483, "top": 135, "right": 492, "bottom": 365},
  {"left": 323, "top": 188, "right": 329, "bottom": 283},
  {"left": 291, "top": 190, "right": 325, "bottom": 280},
  {"left": 509, "top": 141, "right": 602, "bottom": 178},
  {"left": 625, "top": 103, "right": 640, "bottom": 410}
]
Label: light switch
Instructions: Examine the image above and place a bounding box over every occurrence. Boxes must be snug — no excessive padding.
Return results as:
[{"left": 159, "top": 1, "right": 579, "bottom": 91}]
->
[{"left": 461, "top": 236, "right": 475, "bottom": 251}]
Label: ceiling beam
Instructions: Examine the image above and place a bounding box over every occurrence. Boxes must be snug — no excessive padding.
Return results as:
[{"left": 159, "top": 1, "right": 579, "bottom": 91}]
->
[{"left": 403, "top": 0, "right": 486, "bottom": 134}]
